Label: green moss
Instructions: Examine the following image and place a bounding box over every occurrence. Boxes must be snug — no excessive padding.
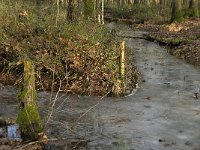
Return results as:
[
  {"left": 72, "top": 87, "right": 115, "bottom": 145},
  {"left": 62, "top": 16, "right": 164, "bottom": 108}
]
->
[
  {"left": 184, "top": 8, "right": 199, "bottom": 18},
  {"left": 16, "top": 104, "right": 43, "bottom": 139},
  {"left": 199, "top": 8, "right": 200, "bottom": 16},
  {"left": 170, "top": 38, "right": 182, "bottom": 45},
  {"left": 171, "top": 10, "right": 184, "bottom": 23},
  {"left": 192, "top": 9, "right": 199, "bottom": 17},
  {"left": 184, "top": 9, "right": 192, "bottom": 17},
  {"left": 16, "top": 60, "right": 43, "bottom": 140},
  {"left": 18, "top": 85, "right": 37, "bottom": 103},
  {"left": 18, "top": 88, "right": 28, "bottom": 101}
]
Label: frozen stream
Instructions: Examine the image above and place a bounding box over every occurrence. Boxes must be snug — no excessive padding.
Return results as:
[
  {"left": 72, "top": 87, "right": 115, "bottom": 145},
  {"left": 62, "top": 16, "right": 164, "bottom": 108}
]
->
[{"left": 0, "top": 23, "right": 200, "bottom": 150}]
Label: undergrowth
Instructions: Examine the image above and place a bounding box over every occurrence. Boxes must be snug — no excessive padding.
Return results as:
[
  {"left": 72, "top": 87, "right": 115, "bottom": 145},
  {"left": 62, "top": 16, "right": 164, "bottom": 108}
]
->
[
  {"left": 111, "top": 4, "right": 200, "bottom": 23},
  {"left": 112, "top": 4, "right": 171, "bottom": 23},
  {"left": 0, "top": 1, "right": 130, "bottom": 96}
]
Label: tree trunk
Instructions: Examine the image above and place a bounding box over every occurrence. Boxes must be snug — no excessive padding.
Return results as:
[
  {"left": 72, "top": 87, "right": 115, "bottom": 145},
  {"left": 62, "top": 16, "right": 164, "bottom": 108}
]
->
[
  {"left": 56, "top": 0, "right": 60, "bottom": 26},
  {"left": 67, "top": 0, "right": 77, "bottom": 22},
  {"left": 83, "top": 0, "right": 95, "bottom": 19},
  {"left": 171, "top": 0, "right": 183, "bottom": 22},
  {"left": 35, "top": 0, "right": 41, "bottom": 6},
  {"left": 189, "top": 0, "right": 199, "bottom": 17},
  {"left": 17, "top": 59, "right": 42, "bottom": 141},
  {"left": 101, "top": 0, "right": 104, "bottom": 24}
]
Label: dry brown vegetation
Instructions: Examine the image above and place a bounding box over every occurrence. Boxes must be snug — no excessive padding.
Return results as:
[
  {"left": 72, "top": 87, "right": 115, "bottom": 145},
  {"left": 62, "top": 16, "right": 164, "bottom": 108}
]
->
[{"left": 0, "top": 2, "right": 139, "bottom": 96}]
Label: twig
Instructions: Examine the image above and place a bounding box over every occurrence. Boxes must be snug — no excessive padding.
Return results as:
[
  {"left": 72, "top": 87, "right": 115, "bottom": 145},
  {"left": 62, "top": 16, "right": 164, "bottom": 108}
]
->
[
  {"left": 44, "top": 77, "right": 62, "bottom": 130},
  {"left": 71, "top": 89, "right": 111, "bottom": 128},
  {"left": 16, "top": 140, "right": 42, "bottom": 150},
  {"left": 16, "top": 138, "right": 89, "bottom": 150}
]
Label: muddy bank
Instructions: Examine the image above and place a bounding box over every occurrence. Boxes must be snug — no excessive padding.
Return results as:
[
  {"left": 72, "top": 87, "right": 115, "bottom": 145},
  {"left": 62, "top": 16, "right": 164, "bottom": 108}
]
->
[{"left": 133, "top": 18, "right": 200, "bottom": 66}]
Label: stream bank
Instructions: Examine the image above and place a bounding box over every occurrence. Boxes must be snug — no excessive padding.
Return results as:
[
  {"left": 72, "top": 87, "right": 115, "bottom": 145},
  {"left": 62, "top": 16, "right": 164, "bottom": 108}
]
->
[{"left": 133, "top": 18, "right": 200, "bottom": 67}]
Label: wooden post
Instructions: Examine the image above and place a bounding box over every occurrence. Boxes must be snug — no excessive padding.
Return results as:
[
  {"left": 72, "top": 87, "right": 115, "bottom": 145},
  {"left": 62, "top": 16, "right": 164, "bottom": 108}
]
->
[
  {"left": 120, "top": 41, "right": 125, "bottom": 80},
  {"left": 98, "top": 14, "right": 101, "bottom": 24},
  {"left": 113, "top": 41, "right": 125, "bottom": 96}
]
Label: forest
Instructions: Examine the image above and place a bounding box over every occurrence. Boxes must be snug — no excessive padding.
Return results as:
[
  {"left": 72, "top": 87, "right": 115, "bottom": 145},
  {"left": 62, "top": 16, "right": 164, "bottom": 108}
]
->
[{"left": 0, "top": 0, "right": 199, "bottom": 149}]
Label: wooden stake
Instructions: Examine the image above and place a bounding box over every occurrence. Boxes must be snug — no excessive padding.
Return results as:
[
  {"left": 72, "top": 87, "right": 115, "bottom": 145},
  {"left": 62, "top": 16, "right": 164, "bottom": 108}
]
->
[
  {"left": 101, "top": 0, "right": 104, "bottom": 24},
  {"left": 98, "top": 14, "right": 101, "bottom": 24},
  {"left": 120, "top": 41, "right": 125, "bottom": 80}
]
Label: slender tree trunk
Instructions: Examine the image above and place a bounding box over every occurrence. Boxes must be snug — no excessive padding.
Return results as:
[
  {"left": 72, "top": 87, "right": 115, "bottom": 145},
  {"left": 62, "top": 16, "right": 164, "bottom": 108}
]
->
[
  {"left": 35, "top": 0, "right": 41, "bottom": 6},
  {"left": 171, "top": 0, "right": 183, "bottom": 22},
  {"left": 83, "top": 0, "right": 95, "bottom": 19},
  {"left": 56, "top": 0, "right": 60, "bottom": 26},
  {"left": 101, "top": 0, "right": 104, "bottom": 24},
  {"left": 189, "top": 0, "right": 199, "bottom": 17},
  {"left": 94, "top": 0, "right": 96, "bottom": 20},
  {"left": 67, "top": 0, "right": 77, "bottom": 22}
]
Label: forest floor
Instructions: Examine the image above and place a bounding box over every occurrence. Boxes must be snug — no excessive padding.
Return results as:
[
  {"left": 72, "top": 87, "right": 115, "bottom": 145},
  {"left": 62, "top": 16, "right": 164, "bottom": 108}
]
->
[
  {"left": 0, "top": 18, "right": 139, "bottom": 96},
  {"left": 133, "top": 18, "right": 200, "bottom": 66}
]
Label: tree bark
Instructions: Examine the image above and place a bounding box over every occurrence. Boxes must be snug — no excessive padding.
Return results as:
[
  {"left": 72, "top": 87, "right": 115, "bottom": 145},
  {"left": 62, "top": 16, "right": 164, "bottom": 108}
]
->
[
  {"left": 67, "top": 0, "right": 77, "bottom": 22},
  {"left": 17, "top": 59, "right": 42, "bottom": 141},
  {"left": 189, "top": 0, "right": 199, "bottom": 17},
  {"left": 101, "top": 0, "right": 104, "bottom": 24},
  {"left": 83, "top": 0, "right": 95, "bottom": 19},
  {"left": 171, "top": 0, "right": 183, "bottom": 22}
]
